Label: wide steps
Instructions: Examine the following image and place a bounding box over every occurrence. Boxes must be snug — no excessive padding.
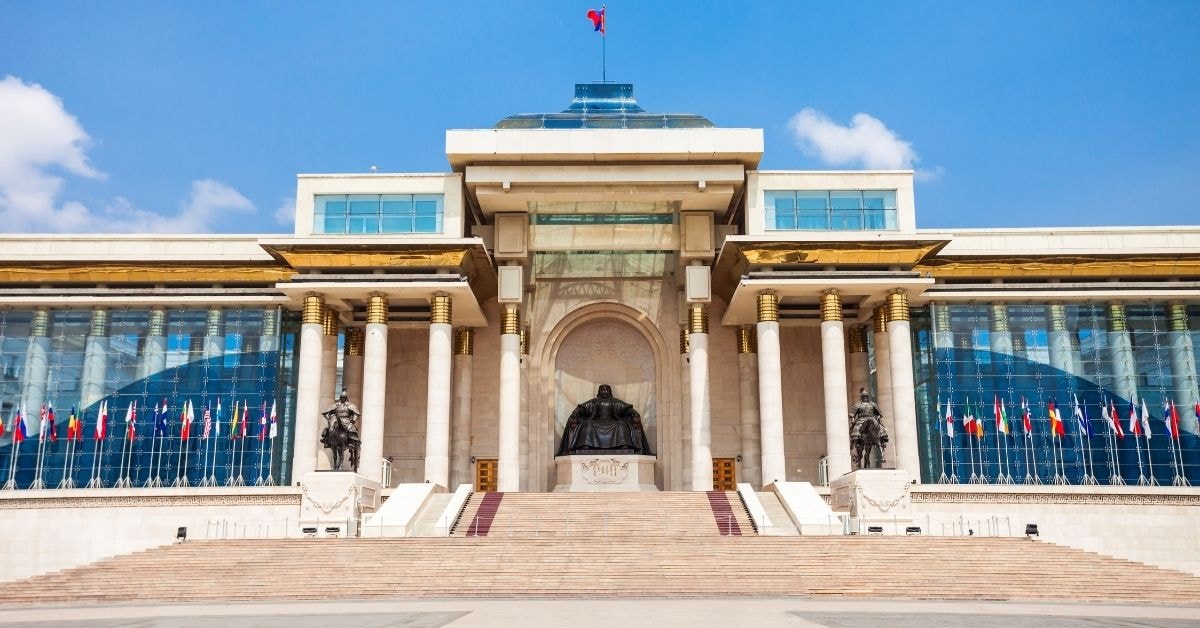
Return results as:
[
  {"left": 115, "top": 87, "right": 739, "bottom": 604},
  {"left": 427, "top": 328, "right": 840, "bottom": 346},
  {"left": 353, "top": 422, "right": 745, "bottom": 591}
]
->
[{"left": 3, "top": 536, "right": 1198, "bottom": 605}]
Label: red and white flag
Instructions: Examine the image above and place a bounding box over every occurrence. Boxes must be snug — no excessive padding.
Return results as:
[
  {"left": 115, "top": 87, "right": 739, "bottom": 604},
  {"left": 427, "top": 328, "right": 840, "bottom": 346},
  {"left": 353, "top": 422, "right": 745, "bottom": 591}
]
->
[
  {"left": 1128, "top": 399, "right": 1142, "bottom": 437},
  {"left": 268, "top": 401, "right": 278, "bottom": 440},
  {"left": 125, "top": 401, "right": 137, "bottom": 441},
  {"left": 202, "top": 404, "right": 212, "bottom": 439},
  {"left": 95, "top": 401, "right": 108, "bottom": 440},
  {"left": 1102, "top": 399, "right": 1124, "bottom": 439},
  {"left": 1140, "top": 398, "right": 1152, "bottom": 440}
]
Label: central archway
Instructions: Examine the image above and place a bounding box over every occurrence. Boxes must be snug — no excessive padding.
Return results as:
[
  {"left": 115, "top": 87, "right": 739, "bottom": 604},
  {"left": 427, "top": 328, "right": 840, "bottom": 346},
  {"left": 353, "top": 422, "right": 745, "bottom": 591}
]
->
[{"left": 529, "top": 301, "right": 679, "bottom": 491}]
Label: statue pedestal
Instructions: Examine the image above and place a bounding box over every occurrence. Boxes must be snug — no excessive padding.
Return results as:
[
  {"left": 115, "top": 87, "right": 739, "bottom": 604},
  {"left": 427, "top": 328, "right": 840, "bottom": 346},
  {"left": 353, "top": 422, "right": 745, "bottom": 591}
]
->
[
  {"left": 553, "top": 455, "right": 658, "bottom": 492},
  {"left": 829, "top": 469, "right": 913, "bottom": 533},
  {"left": 297, "top": 471, "right": 382, "bottom": 537}
]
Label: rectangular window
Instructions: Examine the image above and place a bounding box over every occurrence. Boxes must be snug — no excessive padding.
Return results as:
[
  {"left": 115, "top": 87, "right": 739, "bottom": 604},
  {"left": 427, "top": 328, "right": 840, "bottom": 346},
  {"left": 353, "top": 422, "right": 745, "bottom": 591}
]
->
[
  {"left": 764, "top": 190, "right": 897, "bottom": 232},
  {"left": 314, "top": 194, "right": 444, "bottom": 235}
]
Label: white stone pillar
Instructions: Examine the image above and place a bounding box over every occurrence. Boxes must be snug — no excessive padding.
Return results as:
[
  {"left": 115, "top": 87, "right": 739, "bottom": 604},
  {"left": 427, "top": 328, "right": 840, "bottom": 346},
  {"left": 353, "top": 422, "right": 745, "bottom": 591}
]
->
[
  {"left": 756, "top": 291, "right": 786, "bottom": 485},
  {"left": 872, "top": 305, "right": 894, "bottom": 440},
  {"left": 1107, "top": 303, "right": 1138, "bottom": 405},
  {"left": 451, "top": 328, "right": 475, "bottom": 489},
  {"left": 316, "top": 306, "right": 340, "bottom": 471},
  {"left": 341, "top": 327, "right": 365, "bottom": 406},
  {"left": 736, "top": 326, "right": 761, "bottom": 488},
  {"left": 1047, "top": 303, "right": 1076, "bottom": 381},
  {"left": 258, "top": 307, "right": 280, "bottom": 354},
  {"left": 137, "top": 308, "right": 167, "bottom": 381},
  {"left": 424, "top": 295, "right": 454, "bottom": 489},
  {"left": 498, "top": 305, "right": 522, "bottom": 492},
  {"left": 886, "top": 291, "right": 921, "bottom": 480},
  {"left": 1167, "top": 303, "right": 1198, "bottom": 433},
  {"left": 820, "top": 290, "right": 852, "bottom": 481},
  {"left": 680, "top": 328, "right": 692, "bottom": 490},
  {"left": 20, "top": 309, "right": 51, "bottom": 432},
  {"left": 203, "top": 308, "right": 224, "bottom": 361},
  {"left": 847, "top": 325, "right": 869, "bottom": 409},
  {"left": 80, "top": 308, "right": 110, "bottom": 411},
  {"left": 688, "top": 304, "right": 713, "bottom": 491},
  {"left": 291, "top": 294, "right": 326, "bottom": 480},
  {"left": 359, "top": 295, "right": 389, "bottom": 485}
]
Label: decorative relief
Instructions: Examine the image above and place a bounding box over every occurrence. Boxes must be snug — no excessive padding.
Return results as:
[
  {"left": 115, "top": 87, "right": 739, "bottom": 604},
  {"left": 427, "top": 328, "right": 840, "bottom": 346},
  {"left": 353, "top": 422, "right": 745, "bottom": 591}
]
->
[
  {"left": 912, "top": 491, "right": 1200, "bottom": 506},
  {"left": 0, "top": 493, "right": 301, "bottom": 510},
  {"left": 857, "top": 482, "right": 910, "bottom": 513},
  {"left": 300, "top": 484, "right": 357, "bottom": 515},
  {"left": 581, "top": 458, "right": 631, "bottom": 485}
]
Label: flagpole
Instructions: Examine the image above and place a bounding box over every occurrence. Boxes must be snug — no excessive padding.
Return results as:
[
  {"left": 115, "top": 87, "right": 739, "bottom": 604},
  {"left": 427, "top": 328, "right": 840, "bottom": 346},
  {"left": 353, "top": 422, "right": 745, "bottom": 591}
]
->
[
  {"left": 30, "top": 427, "right": 45, "bottom": 490},
  {"left": 86, "top": 437, "right": 102, "bottom": 488},
  {"left": 146, "top": 406, "right": 161, "bottom": 487},
  {"left": 936, "top": 399, "right": 948, "bottom": 483},
  {"left": 1, "top": 441, "right": 18, "bottom": 490},
  {"left": 59, "top": 432, "right": 76, "bottom": 489},
  {"left": 114, "top": 430, "right": 129, "bottom": 488},
  {"left": 200, "top": 411, "right": 213, "bottom": 487}
]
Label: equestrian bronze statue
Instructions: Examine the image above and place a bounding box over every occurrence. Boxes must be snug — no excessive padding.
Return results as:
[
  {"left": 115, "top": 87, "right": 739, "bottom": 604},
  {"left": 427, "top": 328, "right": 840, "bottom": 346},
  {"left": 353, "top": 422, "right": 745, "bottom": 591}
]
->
[
  {"left": 556, "top": 384, "right": 654, "bottom": 456},
  {"left": 849, "top": 388, "right": 889, "bottom": 470},
  {"left": 322, "top": 389, "right": 362, "bottom": 472}
]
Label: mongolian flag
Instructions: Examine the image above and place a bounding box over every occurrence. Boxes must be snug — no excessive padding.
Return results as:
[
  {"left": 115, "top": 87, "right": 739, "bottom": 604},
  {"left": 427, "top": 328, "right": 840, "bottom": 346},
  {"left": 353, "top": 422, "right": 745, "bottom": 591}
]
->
[
  {"left": 268, "top": 401, "right": 278, "bottom": 439},
  {"left": 586, "top": 6, "right": 606, "bottom": 35},
  {"left": 1021, "top": 397, "right": 1033, "bottom": 436}
]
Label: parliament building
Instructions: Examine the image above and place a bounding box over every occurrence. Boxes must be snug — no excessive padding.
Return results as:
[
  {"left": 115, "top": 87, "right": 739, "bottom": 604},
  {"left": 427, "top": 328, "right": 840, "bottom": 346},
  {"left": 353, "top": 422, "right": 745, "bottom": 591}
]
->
[{"left": 1, "top": 83, "right": 1198, "bottom": 584}]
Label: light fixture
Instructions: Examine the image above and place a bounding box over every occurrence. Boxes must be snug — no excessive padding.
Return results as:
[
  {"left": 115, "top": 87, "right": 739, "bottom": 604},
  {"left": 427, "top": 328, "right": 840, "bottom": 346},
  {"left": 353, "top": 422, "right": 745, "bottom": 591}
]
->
[
  {"left": 175, "top": 527, "right": 187, "bottom": 543},
  {"left": 1025, "top": 523, "right": 1039, "bottom": 540},
  {"left": 735, "top": 455, "right": 742, "bottom": 462},
  {"left": 301, "top": 527, "right": 318, "bottom": 537},
  {"left": 470, "top": 456, "right": 476, "bottom": 464},
  {"left": 905, "top": 526, "right": 921, "bottom": 536},
  {"left": 867, "top": 526, "right": 884, "bottom": 535}
]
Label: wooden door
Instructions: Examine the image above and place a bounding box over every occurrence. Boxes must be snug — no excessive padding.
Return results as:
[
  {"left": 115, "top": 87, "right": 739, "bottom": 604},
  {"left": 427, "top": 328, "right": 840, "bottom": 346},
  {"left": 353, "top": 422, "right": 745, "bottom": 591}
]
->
[
  {"left": 712, "top": 458, "right": 737, "bottom": 490},
  {"left": 474, "top": 459, "right": 498, "bottom": 492}
]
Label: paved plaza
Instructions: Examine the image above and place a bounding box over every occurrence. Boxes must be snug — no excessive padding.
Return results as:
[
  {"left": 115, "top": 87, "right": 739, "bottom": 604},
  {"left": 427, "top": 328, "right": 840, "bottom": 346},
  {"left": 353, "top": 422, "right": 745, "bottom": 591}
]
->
[{"left": 1, "top": 599, "right": 1197, "bottom": 627}]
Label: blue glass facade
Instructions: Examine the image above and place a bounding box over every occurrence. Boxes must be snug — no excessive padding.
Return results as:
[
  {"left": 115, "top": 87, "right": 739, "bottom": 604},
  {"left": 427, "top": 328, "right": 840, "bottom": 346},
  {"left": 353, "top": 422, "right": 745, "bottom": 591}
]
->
[
  {"left": 765, "top": 190, "right": 898, "bottom": 231},
  {"left": 0, "top": 307, "right": 299, "bottom": 489},
  {"left": 909, "top": 302, "right": 1200, "bottom": 485},
  {"left": 314, "top": 194, "right": 444, "bottom": 235}
]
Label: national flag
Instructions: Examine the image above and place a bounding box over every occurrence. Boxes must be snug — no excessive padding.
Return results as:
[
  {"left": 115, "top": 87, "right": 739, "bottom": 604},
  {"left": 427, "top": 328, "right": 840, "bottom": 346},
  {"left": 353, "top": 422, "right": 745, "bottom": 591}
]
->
[
  {"left": 66, "top": 406, "right": 79, "bottom": 441},
  {"left": 12, "top": 407, "right": 26, "bottom": 444},
  {"left": 46, "top": 404, "right": 57, "bottom": 443},
  {"left": 155, "top": 400, "right": 169, "bottom": 438},
  {"left": 994, "top": 395, "right": 1009, "bottom": 435},
  {"left": 125, "top": 401, "right": 137, "bottom": 441},
  {"left": 95, "top": 401, "right": 108, "bottom": 440},
  {"left": 1102, "top": 398, "right": 1124, "bottom": 439},
  {"left": 230, "top": 399, "right": 239, "bottom": 439},
  {"left": 973, "top": 399, "right": 984, "bottom": 438},
  {"left": 258, "top": 402, "right": 267, "bottom": 441},
  {"left": 1128, "top": 399, "right": 1142, "bottom": 437},
  {"left": 0, "top": 411, "right": 4, "bottom": 438},
  {"left": 1021, "top": 397, "right": 1033, "bottom": 436},
  {"left": 268, "top": 401, "right": 278, "bottom": 439},
  {"left": 214, "top": 399, "right": 223, "bottom": 437},
  {"left": 1072, "top": 394, "right": 1089, "bottom": 436},
  {"left": 1049, "top": 399, "right": 1065, "bottom": 437},
  {"left": 240, "top": 401, "right": 249, "bottom": 439},
  {"left": 181, "top": 400, "right": 193, "bottom": 441},
  {"left": 962, "top": 397, "right": 975, "bottom": 433},
  {"left": 1140, "top": 398, "right": 1152, "bottom": 440},
  {"left": 586, "top": 6, "right": 606, "bottom": 35},
  {"left": 202, "top": 404, "right": 212, "bottom": 439}
]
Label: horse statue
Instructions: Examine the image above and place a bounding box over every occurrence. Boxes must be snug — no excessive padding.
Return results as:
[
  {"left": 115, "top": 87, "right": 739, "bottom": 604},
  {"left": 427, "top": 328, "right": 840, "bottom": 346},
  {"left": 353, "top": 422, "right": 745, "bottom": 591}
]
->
[
  {"left": 849, "top": 388, "right": 889, "bottom": 470},
  {"left": 321, "top": 389, "right": 361, "bottom": 472}
]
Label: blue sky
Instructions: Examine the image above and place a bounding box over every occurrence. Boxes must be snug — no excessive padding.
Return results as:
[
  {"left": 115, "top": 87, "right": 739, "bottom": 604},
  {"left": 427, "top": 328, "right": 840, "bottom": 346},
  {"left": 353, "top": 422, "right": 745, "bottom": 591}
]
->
[{"left": 1, "top": 1, "right": 1197, "bottom": 233}]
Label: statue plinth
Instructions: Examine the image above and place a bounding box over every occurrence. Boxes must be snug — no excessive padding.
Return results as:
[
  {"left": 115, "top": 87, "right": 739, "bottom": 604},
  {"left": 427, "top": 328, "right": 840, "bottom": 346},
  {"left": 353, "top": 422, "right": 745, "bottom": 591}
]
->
[
  {"left": 297, "top": 471, "right": 381, "bottom": 537},
  {"left": 554, "top": 455, "right": 658, "bottom": 492},
  {"left": 829, "top": 469, "right": 913, "bottom": 533}
]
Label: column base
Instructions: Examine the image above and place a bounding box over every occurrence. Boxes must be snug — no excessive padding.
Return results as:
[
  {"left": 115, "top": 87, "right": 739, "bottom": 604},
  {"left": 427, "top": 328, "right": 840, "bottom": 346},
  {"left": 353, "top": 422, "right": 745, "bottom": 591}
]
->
[
  {"left": 554, "top": 455, "right": 658, "bottom": 492},
  {"left": 297, "top": 471, "right": 382, "bottom": 537}
]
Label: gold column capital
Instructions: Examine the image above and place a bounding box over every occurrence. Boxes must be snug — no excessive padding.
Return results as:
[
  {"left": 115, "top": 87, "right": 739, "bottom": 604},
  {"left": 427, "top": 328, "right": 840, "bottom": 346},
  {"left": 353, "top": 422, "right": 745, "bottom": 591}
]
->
[
  {"left": 344, "top": 327, "right": 365, "bottom": 356},
  {"left": 990, "top": 303, "right": 1009, "bottom": 333},
  {"left": 736, "top": 325, "right": 757, "bottom": 354},
  {"left": 680, "top": 328, "right": 690, "bottom": 354},
  {"left": 89, "top": 308, "right": 109, "bottom": 337},
  {"left": 500, "top": 305, "right": 520, "bottom": 335},
  {"left": 366, "top": 294, "right": 389, "bottom": 325},
  {"left": 302, "top": 293, "right": 325, "bottom": 325},
  {"left": 454, "top": 328, "right": 475, "bottom": 355},
  {"left": 886, "top": 290, "right": 910, "bottom": 322},
  {"left": 756, "top": 291, "right": 779, "bottom": 323},
  {"left": 519, "top": 325, "right": 530, "bottom": 355},
  {"left": 872, "top": 304, "right": 890, "bottom": 334},
  {"left": 430, "top": 294, "right": 453, "bottom": 325},
  {"left": 819, "top": 289, "right": 842, "bottom": 322},
  {"left": 321, "top": 305, "right": 340, "bottom": 336},
  {"left": 1168, "top": 302, "right": 1189, "bottom": 332},
  {"left": 688, "top": 303, "right": 709, "bottom": 335},
  {"left": 1049, "top": 302, "right": 1067, "bottom": 332},
  {"left": 147, "top": 307, "right": 167, "bottom": 336},
  {"left": 206, "top": 307, "right": 224, "bottom": 337},
  {"left": 848, "top": 325, "right": 868, "bottom": 353},
  {"left": 1108, "top": 302, "right": 1128, "bottom": 332}
]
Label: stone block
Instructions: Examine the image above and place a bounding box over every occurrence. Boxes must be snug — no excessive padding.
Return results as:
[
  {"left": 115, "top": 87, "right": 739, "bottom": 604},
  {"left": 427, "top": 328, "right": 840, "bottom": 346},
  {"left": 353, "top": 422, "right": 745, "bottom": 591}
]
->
[
  {"left": 298, "top": 471, "right": 382, "bottom": 537},
  {"left": 553, "top": 455, "right": 658, "bottom": 492},
  {"left": 830, "top": 469, "right": 913, "bottom": 530}
]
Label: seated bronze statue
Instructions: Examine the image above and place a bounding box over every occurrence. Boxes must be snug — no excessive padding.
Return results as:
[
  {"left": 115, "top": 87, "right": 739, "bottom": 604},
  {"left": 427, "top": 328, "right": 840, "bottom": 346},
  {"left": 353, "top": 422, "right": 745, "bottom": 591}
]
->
[{"left": 555, "top": 384, "right": 654, "bottom": 456}]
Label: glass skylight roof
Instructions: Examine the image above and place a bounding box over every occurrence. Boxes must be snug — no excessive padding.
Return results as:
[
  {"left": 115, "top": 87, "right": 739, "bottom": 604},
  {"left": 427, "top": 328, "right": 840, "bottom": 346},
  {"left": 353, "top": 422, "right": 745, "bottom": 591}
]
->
[{"left": 495, "top": 83, "right": 714, "bottom": 130}]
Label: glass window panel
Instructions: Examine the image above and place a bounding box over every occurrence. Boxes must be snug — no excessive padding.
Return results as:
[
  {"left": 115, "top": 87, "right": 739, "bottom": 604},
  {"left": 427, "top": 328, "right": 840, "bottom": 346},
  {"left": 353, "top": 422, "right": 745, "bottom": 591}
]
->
[
  {"left": 348, "top": 196, "right": 378, "bottom": 215},
  {"left": 348, "top": 216, "right": 376, "bottom": 234},
  {"left": 414, "top": 216, "right": 438, "bottom": 232},
  {"left": 798, "top": 209, "right": 828, "bottom": 230},
  {"left": 774, "top": 212, "right": 796, "bottom": 230},
  {"left": 831, "top": 209, "right": 862, "bottom": 230},
  {"left": 864, "top": 209, "right": 887, "bottom": 229},
  {"left": 796, "top": 192, "right": 827, "bottom": 210},
  {"left": 381, "top": 216, "right": 411, "bottom": 233},
  {"left": 414, "top": 200, "right": 438, "bottom": 216},
  {"left": 766, "top": 191, "right": 795, "bottom": 211},
  {"left": 380, "top": 196, "right": 411, "bottom": 215},
  {"left": 323, "top": 215, "right": 347, "bottom": 234},
  {"left": 830, "top": 191, "right": 861, "bottom": 210}
]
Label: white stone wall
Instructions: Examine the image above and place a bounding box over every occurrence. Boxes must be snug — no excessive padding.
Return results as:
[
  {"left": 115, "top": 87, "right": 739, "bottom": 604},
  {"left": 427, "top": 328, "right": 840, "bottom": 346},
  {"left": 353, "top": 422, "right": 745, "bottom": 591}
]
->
[
  {"left": 383, "top": 328, "right": 430, "bottom": 484},
  {"left": 0, "top": 488, "right": 300, "bottom": 583},
  {"left": 780, "top": 326, "right": 828, "bottom": 484}
]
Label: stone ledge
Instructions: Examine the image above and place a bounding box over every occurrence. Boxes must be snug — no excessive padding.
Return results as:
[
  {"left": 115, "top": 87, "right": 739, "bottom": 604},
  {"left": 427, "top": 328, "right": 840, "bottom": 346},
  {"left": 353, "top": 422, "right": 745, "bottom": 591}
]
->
[{"left": 0, "top": 487, "right": 301, "bottom": 510}]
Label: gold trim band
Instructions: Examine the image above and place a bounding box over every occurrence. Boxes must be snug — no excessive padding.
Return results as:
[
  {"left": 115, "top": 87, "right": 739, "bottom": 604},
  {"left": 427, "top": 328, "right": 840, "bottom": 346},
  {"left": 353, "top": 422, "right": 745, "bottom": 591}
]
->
[
  {"left": 756, "top": 291, "right": 779, "bottom": 323},
  {"left": 206, "top": 308, "right": 223, "bottom": 337},
  {"left": 501, "top": 305, "right": 520, "bottom": 335},
  {"left": 322, "top": 306, "right": 340, "bottom": 336},
  {"left": 1049, "top": 303, "right": 1067, "bottom": 332},
  {"left": 872, "top": 305, "right": 890, "bottom": 334},
  {"left": 344, "top": 327, "right": 364, "bottom": 356},
  {"left": 820, "top": 290, "right": 842, "bottom": 322},
  {"left": 736, "top": 326, "right": 756, "bottom": 354},
  {"left": 848, "top": 325, "right": 868, "bottom": 353},
  {"left": 367, "top": 294, "right": 388, "bottom": 325},
  {"left": 302, "top": 294, "right": 325, "bottom": 326},
  {"left": 430, "top": 294, "right": 453, "bottom": 326},
  {"left": 89, "top": 308, "right": 109, "bottom": 337},
  {"left": 688, "top": 304, "right": 709, "bottom": 335},
  {"left": 990, "top": 304, "right": 1009, "bottom": 333},
  {"left": 1108, "top": 303, "right": 1128, "bottom": 332},
  {"left": 454, "top": 328, "right": 475, "bottom": 356},
  {"left": 886, "top": 290, "right": 910, "bottom": 322},
  {"left": 680, "top": 328, "right": 690, "bottom": 354},
  {"left": 148, "top": 308, "right": 167, "bottom": 336},
  {"left": 1168, "top": 302, "right": 1189, "bottom": 332},
  {"left": 519, "top": 325, "right": 530, "bottom": 355}
]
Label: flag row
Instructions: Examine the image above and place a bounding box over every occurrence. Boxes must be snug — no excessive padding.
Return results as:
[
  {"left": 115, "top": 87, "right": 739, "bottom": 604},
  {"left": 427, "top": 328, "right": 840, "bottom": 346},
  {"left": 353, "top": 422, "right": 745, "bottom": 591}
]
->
[
  {"left": 935, "top": 395, "right": 1198, "bottom": 440},
  {"left": 0, "top": 399, "right": 279, "bottom": 444}
]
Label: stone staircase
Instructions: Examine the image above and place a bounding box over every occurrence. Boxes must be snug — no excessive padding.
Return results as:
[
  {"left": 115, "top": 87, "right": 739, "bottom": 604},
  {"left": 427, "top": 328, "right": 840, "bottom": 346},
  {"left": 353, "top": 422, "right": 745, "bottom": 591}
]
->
[
  {"left": 450, "top": 491, "right": 755, "bottom": 537},
  {"left": 3, "top": 536, "right": 1198, "bottom": 605}
]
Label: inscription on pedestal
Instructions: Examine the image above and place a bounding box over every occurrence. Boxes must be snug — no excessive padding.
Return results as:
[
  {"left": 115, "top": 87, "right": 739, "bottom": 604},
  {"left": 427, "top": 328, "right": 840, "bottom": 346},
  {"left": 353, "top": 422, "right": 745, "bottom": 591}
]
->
[{"left": 581, "top": 458, "right": 631, "bottom": 484}]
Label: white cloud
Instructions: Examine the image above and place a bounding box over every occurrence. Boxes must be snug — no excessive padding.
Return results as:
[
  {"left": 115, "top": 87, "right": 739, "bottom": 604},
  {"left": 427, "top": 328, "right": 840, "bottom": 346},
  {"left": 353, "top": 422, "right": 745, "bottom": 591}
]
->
[
  {"left": 274, "top": 197, "right": 296, "bottom": 227},
  {"left": 0, "top": 75, "right": 256, "bottom": 233},
  {"left": 788, "top": 108, "right": 940, "bottom": 178}
]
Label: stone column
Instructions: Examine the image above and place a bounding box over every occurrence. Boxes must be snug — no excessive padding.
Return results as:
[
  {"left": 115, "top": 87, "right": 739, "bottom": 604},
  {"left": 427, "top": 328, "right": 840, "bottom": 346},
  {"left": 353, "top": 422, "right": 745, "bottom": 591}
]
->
[
  {"left": 820, "top": 290, "right": 852, "bottom": 481},
  {"left": 887, "top": 290, "right": 921, "bottom": 480},
  {"left": 497, "top": 305, "right": 521, "bottom": 492},
  {"left": 1107, "top": 303, "right": 1137, "bottom": 405},
  {"left": 688, "top": 304, "right": 713, "bottom": 491},
  {"left": 341, "top": 327, "right": 365, "bottom": 407},
  {"left": 872, "top": 305, "right": 894, "bottom": 439},
  {"left": 1048, "top": 303, "right": 1077, "bottom": 383},
  {"left": 138, "top": 308, "right": 167, "bottom": 381},
  {"left": 316, "top": 306, "right": 340, "bottom": 471},
  {"left": 291, "top": 294, "right": 326, "bottom": 480},
  {"left": 258, "top": 307, "right": 280, "bottom": 354},
  {"left": 20, "top": 309, "right": 51, "bottom": 432},
  {"left": 424, "top": 295, "right": 453, "bottom": 488},
  {"left": 203, "top": 308, "right": 224, "bottom": 360},
  {"left": 847, "top": 325, "right": 869, "bottom": 405},
  {"left": 756, "top": 291, "right": 786, "bottom": 485},
  {"left": 80, "top": 308, "right": 110, "bottom": 411},
  {"left": 360, "top": 294, "right": 389, "bottom": 484},
  {"left": 1168, "top": 303, "right": 1198, "bottom": 433},
  {"left": 736, "top": 326, "right": 761, "bottom": 487},
  {"left": 680, "top": 328, "right": 692, "bottom": 490},
  {"left": 451, "top": 328, "right": 475, "bottom": 489}
]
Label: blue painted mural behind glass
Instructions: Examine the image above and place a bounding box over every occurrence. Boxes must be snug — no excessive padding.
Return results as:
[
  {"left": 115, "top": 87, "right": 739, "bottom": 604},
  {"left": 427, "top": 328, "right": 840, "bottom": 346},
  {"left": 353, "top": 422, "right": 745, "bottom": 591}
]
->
[
  {"left": 0, "top": 308, "right": 298, "bottom": 489},
  {"left": 910, "top": 303, "right": 1200, "bottom": 485}
]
